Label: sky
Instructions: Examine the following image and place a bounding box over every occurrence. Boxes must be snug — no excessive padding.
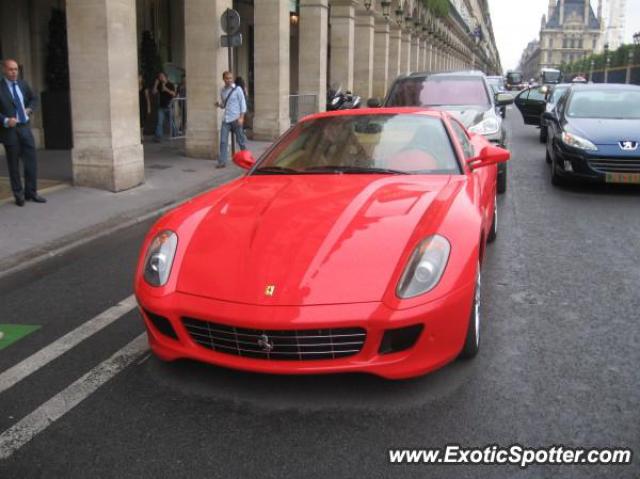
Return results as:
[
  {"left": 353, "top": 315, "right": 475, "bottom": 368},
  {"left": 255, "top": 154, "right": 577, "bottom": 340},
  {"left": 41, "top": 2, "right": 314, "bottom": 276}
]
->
[{"left": 488, "top": 0, "right": 640, "bottom": 71}]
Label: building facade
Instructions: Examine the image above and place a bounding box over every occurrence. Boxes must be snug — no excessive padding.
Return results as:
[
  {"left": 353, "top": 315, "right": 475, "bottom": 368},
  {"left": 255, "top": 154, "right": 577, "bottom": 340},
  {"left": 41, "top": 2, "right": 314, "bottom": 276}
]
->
[
  {"left": 0, "top": 0, "right": 501, "bottom": 192},
  {"left": 539, "top": 0, "right": 603, "bottom": 70}
]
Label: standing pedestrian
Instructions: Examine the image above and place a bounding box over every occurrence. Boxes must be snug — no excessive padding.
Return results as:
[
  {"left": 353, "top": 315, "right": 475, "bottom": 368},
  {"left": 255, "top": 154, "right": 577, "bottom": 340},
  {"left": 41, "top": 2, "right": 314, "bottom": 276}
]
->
[
  {"left": 0, "top": 58, "right": 46, "bottom": 206},
  {"left": 152, "top": 71, "right": 176, "bottom": 142},
  {"left": 215, "top": 71, "right": 247, "bottom": 168}
]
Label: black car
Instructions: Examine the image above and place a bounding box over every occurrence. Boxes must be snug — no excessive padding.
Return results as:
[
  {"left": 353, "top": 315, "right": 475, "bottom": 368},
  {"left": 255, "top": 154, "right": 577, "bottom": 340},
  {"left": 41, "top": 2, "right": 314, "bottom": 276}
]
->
[
  {"left": 487, "top": 76, "right": 507, "bottom": 118},
  {"left": 543, "top": 84, "right": 640, "bottom": 186},
  {"left": 514, "top": 83, "right": 571, "bottom": 142},
  {"left": 383, "top": 71, "right": 513, "bottom": 193}
]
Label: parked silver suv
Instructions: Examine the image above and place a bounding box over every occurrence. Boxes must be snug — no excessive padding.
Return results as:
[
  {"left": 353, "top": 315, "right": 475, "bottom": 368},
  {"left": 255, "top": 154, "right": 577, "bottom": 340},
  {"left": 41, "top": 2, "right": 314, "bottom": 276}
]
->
[{"left": 383, "top": 71, "right": 513, "bottom": 193}]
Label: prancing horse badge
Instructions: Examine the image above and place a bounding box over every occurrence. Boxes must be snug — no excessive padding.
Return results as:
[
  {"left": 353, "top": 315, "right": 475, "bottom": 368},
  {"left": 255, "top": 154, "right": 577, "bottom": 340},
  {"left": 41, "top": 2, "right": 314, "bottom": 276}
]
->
[{"left": 264, "top": 285, "right": 276, "bottom": 296}]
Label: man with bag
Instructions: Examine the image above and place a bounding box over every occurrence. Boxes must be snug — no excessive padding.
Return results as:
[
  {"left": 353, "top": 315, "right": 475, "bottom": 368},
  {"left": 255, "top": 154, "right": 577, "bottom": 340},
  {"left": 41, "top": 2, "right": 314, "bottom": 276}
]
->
[{"left": 215, "top": 71, "right": 247, "bottom": 169}]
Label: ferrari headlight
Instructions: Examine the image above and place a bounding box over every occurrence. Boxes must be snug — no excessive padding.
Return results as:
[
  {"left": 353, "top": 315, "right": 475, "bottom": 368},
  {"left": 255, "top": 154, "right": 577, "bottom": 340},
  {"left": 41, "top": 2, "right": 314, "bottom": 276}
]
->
[
  {"left": 143, "top": 230, "right": 178, "bottom": 286},
  {"left": 561, "top": 132, "right": 597, "bottom": 151},
  {"left": 468, "top": 115, "right": 500, "bottom": 135},
  {"left": 397, "top": 235, "right": 451, "bottom": 299}
]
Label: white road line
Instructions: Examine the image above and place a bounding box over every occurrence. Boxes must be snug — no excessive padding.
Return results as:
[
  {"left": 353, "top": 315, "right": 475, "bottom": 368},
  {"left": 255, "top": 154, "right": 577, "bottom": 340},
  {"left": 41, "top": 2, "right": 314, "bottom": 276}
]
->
[
  {"left": 0, "top": 333, "right": 148, "bottom": 460},
  {"left": 0, "top": 295, "right": 138, "bottom": 395}
]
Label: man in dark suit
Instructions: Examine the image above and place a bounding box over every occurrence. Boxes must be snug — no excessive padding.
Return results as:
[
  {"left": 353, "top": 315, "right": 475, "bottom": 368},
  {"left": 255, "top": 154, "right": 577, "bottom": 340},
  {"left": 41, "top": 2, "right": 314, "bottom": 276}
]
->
[{"left": 0, "top": 58, "right": 46, "bottom": 206}]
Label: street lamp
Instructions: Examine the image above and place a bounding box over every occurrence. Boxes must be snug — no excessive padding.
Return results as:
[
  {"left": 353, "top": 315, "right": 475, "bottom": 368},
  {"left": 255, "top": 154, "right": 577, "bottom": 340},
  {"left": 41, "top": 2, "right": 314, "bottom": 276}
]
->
[
  {"left": 395, "top": 7, "right": 404, "bottom": 25},
  {"left": 633, "top": 31, "right": 640, "bottom": 46},
  {"left": 380, "top": 0, "right": 391, "bottom": 19}
]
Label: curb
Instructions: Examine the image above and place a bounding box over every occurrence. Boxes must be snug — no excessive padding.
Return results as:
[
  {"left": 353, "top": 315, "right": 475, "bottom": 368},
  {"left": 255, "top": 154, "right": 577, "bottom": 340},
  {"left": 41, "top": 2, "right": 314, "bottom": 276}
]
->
[{"left": 0, "top": 169, "right": 243, "bottom": 281}]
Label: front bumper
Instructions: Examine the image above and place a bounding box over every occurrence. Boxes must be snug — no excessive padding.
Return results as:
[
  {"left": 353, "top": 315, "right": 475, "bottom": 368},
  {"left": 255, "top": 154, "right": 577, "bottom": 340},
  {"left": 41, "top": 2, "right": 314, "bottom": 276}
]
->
[
  {"left": 136, "top": 284, "right": 475, "bottom": 380},
  {"left": 553, "top": 143, "right": 640, "bottom": 183}
]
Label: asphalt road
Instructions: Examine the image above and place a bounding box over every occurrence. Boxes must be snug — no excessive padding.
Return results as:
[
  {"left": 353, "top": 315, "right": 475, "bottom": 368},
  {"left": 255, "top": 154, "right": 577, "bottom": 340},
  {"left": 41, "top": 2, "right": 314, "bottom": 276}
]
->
[{"left": 0, "top": 107, "right": 638, "bottom": 478}]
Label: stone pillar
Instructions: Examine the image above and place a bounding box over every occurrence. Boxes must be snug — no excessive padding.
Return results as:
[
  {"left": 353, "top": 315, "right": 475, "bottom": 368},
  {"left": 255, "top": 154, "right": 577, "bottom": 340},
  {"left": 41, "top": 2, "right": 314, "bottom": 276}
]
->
[
  {"left": 388, "top": 24, "right": 402, "bottom": 84},
  {"left": 253, "top": 0, "right": 290, "bottom": 140},
  {"left": 66, "top": 0, "right": 143, "bottom": 192},
  {"left": 329, "top": 0, "right": 357, "bottom": 92},
  {"left": 410, "top": 34, "right": 420, "bottom": 72},
  {"left": 372, "top": 15, "right": 390, "bottom": 98},
  {"left": 420, "top": 37, "right": 427, "bottom": 71},
  {"left": 354, "top": 7, "right": 375, "bottom": 99},
  {"left": 185, "top": 0, "right": 230, "bottom": 159},
  {"left": 401, "top": 29, "right": 411, "bottom": 74},
  {"left": 299, "top": 0, "right": 329, "bottom": 113},
  {"left": 427, "top": 42, "right": 433, "bottom": 72}
]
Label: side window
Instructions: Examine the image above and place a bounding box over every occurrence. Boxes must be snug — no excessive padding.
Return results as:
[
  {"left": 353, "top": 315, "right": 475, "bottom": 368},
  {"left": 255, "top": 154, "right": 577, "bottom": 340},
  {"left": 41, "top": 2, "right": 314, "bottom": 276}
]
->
[
  {"left": 517, "top": 89, "right": 530, "bottom": 101},
  {"left": 556, "top": 93, "right": 567, "bottom": 115},
  {"left": 449, "top": 120, "right": 474, "bottom": 159},
  {"left": 528, "top": 88, "right": 546, "bottom": 101}
]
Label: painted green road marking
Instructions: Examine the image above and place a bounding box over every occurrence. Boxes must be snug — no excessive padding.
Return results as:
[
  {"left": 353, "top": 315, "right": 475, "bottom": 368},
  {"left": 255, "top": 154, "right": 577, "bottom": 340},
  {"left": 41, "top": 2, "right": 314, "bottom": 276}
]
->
[{"left": 0, "top": 324, "right": 41, "bottom": 351}]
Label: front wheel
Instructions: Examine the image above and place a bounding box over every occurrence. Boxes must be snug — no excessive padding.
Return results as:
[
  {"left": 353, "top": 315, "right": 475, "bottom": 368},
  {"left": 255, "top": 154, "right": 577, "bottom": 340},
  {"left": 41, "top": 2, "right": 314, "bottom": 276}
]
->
[
  {"left": 487, "top": 194, "right": 497, "bottom": 243},
  {"left": 497, "top": 164, "right": 507, "bottom": 194},
  {"left": 551, "top": 156, "right": 568, "bottom": 186},
  {"left": 539, "top": 126, "right": 547, "bottom": 143},
  {"left": 459, "top": 264, "right": 481, "bottom": 359}
]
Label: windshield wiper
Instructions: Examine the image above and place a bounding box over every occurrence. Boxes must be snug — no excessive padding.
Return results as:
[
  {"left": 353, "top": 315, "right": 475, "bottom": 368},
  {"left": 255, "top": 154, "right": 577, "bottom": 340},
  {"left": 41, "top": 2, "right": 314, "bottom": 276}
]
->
[
  {"left": 253, "top": 166, "right": 301, "bottom": 175},
  {"left": 302, "top": 165, "right": 409, "bottom": 175}
]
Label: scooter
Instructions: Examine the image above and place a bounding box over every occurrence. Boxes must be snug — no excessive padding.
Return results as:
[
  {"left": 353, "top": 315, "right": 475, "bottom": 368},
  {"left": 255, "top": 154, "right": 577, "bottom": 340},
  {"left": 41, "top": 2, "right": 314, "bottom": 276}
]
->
[{"left": 327, "top": 85, "right": 361, "bottom": 111}]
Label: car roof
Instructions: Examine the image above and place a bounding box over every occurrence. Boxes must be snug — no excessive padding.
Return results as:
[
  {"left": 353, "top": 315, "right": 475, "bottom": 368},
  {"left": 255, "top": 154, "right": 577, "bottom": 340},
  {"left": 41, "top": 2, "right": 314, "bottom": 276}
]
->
[
  {"left": 405, "top": 70, "right": 486, "bottom": 80},
  {"left": 567, "top": 83, "right": 640, "bottom": 91},
  {"left": 301, "top": 107, "right": 448, "bottom": 122}
]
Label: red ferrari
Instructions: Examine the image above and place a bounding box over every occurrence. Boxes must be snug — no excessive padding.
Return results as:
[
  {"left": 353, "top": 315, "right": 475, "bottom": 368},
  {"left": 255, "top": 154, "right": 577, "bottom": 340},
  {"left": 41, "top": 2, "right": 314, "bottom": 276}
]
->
[{"left": 134, "top": 108, "right": 509, "bottom": 379}]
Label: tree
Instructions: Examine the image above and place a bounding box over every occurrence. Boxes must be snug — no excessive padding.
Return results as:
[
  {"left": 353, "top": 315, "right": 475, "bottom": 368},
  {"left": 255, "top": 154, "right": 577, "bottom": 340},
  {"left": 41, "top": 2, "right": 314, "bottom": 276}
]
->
[{"left": 422, "top": 0, "right": 449, "bottom": 17}]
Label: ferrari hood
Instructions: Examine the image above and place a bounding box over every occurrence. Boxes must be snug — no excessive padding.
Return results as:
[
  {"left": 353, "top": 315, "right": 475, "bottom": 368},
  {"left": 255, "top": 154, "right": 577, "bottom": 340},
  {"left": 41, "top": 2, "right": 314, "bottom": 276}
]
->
[{"left": 176, "top": 175, "right": 457, "bottom": 305}]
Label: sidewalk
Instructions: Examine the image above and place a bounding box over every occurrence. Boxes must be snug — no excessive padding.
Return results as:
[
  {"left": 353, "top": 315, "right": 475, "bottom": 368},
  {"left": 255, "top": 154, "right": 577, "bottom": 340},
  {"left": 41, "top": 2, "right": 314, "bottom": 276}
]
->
[{"left": 0, "top": 138, "right": 271, "bottom": 278}]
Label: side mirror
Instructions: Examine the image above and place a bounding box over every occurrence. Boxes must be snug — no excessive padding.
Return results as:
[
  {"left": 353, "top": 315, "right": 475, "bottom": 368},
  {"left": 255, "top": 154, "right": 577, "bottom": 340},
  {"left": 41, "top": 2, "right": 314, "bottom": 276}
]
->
[
  {"left": 233, "top": 150, "right": 256, "bottom": 169},
  {"left": 367, "top": 97, "right": 382, "bottom": 108},
  {"left": 467, "top": 145, "right": 510, "bottom": 170},
  {"left": 495, "top": 92, "right": 514, "bottom": 106}
]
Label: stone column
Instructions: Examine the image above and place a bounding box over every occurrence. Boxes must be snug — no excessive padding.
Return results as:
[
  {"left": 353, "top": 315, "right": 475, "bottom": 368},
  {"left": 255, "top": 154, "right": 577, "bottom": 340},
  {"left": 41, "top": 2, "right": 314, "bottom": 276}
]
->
[
  {"left": 253, "top": 0, "right": 290, "bottom": 140},
  {"left": 401, "top": 29, "right": 411, "bottom": 74},
  {"left": 410, "top": 34, "right": 420, "bottom": 73},
  {"left": 66, "top": 0, "right": 143, "bottom": 192},
  {"left": 354, "top": 7, "right": 375, "bottom": 99},
  {"left": 329, "top": 0, "right": 357, "bottom": 92},
  {"left": 299, "top": 0, "right": 329, "bottom": 114},
  {"left": 372, "top": 15, "right": 390, "bottom": 98},
  {"left": 185, "top": 0, "right": 230, "bottom": 159},
  {"left": 419, "top": 36, "right": 427, "bottom": 71},
  {"left": 387, "top": 24, "right": 402, "bottom": 84}
]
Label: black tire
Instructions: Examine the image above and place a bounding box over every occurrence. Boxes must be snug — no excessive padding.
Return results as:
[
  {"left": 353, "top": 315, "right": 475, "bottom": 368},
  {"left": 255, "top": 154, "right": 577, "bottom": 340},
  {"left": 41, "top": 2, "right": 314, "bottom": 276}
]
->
[
  {"left": 545, "top": 146, "right": 552, "bottom": 164},
  {"left": 497, "top": 165, "right": 507, "bottom": 194},
  {"left": 487, "top": 195, "right": 497, "bottom": 243},
  {"left": 501, "top": 108, "right": 506, "bottom": 119},
  {"left": 539, "top": 126, "right": 547, "bottom": 143},
  {"left": 551, "top": 156, "right": 568, "bottom": 186},
  {"left": 459, "top": 264, "right": 481, "bottom": 359}
]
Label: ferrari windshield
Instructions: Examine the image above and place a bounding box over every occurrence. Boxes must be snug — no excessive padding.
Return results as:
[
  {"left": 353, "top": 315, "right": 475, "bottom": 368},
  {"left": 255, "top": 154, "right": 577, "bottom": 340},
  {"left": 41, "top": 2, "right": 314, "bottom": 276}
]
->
[
  {"left": 566, "top": 90, "right": 640, "bottom": 119},
  {"left": 254, "top": 114, "right": 460, "bottom": 175},
  {"left": 386, "top": 77, "right": 491, "bottom": 108}
]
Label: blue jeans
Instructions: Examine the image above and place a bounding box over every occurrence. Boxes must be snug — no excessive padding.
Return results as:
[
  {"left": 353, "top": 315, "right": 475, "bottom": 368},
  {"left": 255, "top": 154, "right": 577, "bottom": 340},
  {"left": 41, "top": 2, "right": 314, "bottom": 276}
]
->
[
  {"left": 219, "top": 120, "right": 248, "bottom": 166},
  {"left": 155, "top": 107, "right": 172, "bottom": 139}
]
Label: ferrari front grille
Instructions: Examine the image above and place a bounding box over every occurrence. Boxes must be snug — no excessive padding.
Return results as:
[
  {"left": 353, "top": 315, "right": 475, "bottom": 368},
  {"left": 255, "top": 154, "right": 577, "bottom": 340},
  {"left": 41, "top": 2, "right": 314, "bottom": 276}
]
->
[
  {"left": 182, "top": 317, "right": 366, "bottom": 360},
  {"left": 588, "top": 157, "right": 640, "bottom": 173}
]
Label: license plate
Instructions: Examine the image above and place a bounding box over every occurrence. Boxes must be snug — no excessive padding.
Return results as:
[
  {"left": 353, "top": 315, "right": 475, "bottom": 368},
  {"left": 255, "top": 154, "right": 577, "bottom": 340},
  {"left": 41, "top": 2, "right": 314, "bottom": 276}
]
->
[{"left": 605, "top": 172, "right": 640, "bottom": 184}]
